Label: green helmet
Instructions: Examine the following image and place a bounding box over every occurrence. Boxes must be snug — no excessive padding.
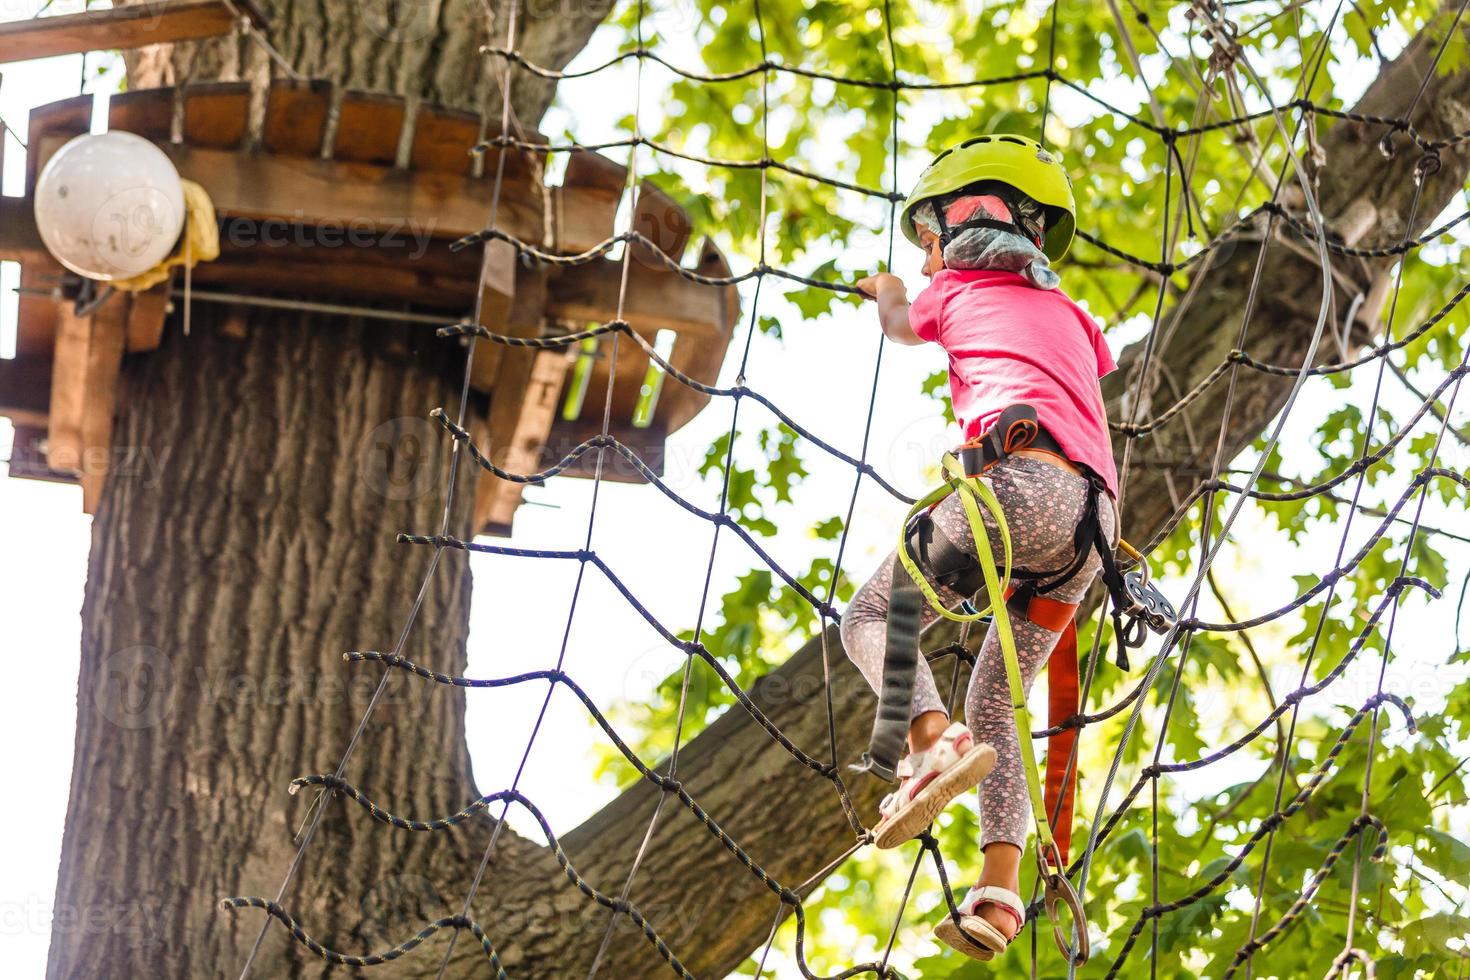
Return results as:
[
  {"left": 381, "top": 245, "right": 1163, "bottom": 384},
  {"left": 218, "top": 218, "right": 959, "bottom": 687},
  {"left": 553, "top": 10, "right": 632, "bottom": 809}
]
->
[{"left": 900, "top": 134, "right": 1077, "bottom": 261}]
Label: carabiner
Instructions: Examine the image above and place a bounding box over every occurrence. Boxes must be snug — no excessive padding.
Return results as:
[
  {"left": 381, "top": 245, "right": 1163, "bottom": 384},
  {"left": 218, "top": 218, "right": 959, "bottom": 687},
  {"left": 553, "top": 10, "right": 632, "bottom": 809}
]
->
[
  {"left": 1037, "top": 845, "right": 1090, "bottom": 966},
  {"left": 1123, "top": 569, "right": 1178, "bottom": 636}
]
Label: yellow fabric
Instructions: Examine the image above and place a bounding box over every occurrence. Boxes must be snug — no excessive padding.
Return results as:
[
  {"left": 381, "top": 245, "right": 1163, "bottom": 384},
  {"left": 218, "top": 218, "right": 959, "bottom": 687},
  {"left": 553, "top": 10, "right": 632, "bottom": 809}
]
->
[{"left": 113, "top": 179, "right": 219, "bottom": 292}]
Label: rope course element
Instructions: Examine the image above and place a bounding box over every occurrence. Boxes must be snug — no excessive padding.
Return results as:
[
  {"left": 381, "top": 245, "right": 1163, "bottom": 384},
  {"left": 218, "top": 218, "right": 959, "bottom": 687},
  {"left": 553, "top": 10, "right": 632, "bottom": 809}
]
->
[{"left": 219, "top": 0, "right": 1470, "bottom": 976}]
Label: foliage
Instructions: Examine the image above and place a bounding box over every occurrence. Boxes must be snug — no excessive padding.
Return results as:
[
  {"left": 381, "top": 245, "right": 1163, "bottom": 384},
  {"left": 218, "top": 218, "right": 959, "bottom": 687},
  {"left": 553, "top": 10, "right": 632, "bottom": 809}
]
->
[{"left": 578, "top": 0, "right": 1470, "bottom": 976}]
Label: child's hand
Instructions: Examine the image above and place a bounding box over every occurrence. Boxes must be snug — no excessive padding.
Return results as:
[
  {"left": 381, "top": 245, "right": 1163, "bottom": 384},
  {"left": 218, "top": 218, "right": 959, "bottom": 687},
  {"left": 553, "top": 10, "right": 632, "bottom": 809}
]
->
[
  {"left": 856, "top": 273, "right": 922, "bottom": 345},
  {"left": 856, "top": 273, "right": 905, "bottom": 301}
]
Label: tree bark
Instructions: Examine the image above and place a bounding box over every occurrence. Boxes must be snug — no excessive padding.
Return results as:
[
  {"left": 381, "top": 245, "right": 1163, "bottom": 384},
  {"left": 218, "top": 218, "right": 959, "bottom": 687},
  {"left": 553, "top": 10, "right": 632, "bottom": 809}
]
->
[
  {"left": 549, "top": 21, "right": 1470, "bottom": 980},
  {"left": 124, "top": 0, "right": 617, "bottom": 125}
]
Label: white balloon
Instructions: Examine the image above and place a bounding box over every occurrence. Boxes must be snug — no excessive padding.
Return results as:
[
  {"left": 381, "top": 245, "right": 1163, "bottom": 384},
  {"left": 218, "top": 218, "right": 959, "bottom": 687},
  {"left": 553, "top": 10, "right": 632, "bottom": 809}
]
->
[{"left": 34, "top": 131, "right": 186, "bottom": 281}]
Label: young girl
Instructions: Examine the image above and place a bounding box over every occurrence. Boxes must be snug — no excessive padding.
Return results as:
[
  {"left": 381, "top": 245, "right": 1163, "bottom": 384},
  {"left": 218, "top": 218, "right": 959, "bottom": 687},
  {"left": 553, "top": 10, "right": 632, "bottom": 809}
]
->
[{"left": 845, "top": 135, "right": 1118, "bottom": 961}]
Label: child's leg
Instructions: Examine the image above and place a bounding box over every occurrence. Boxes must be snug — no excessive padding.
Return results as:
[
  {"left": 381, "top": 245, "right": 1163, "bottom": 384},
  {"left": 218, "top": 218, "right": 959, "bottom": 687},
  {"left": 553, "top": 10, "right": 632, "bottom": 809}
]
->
[
  {"left": 966, "top": 616, "right": 1068, "bottom": 852},
  {"left": 962, "top": 613, "right": 1079, "bottom": 941},
  {"left": 943, "top": 461, "right": 1116, "bottom": 939},
  {"left": 841, "top": 552, "right": 952, "bottom": 749}
]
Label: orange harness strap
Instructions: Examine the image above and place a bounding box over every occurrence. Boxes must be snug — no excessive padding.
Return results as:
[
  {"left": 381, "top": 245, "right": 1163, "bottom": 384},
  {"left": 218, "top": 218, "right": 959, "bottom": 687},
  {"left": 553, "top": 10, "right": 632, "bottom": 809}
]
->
[
  {"left": 1045, "top": 620, "right": 1079, "bottom": 866},
  {"left": 1005, "top": 589, "right": 1081, "bottom": 867}
]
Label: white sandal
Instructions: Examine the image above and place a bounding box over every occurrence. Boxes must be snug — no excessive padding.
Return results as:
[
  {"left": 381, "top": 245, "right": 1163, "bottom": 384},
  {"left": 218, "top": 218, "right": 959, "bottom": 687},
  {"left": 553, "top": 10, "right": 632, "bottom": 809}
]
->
[
  {"left": 934, "top": 884, "right": 1026, "bottom": 961},
  {"left": 872, "top": 722, "right": 996, "bottom": 849}
]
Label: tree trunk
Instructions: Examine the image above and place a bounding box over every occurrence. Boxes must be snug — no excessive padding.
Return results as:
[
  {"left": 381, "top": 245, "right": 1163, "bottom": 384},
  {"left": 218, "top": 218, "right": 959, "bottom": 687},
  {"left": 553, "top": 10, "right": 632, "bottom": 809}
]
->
[
  {"left": 124, "top": 0, "right": 615, "bottom": 127},
  {"left": 549, "top": 21, "right": 1470, "bottom": 980},
  {"left": 50, "top": 1, "right": 617, "bottom": 976}
]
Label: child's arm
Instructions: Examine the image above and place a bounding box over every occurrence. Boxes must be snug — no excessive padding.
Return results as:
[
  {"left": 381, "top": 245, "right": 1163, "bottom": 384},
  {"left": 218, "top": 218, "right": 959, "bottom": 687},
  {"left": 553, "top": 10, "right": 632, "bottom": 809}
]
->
[{"left": 856, "top": 273, "right": 924, "bottom": 346}]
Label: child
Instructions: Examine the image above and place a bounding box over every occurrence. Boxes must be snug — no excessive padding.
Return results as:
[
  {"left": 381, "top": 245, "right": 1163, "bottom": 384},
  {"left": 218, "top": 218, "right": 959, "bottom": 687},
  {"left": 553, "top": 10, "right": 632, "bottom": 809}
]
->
[{"left": 844, "top": 135, "right": 1119, "bottom": 961}]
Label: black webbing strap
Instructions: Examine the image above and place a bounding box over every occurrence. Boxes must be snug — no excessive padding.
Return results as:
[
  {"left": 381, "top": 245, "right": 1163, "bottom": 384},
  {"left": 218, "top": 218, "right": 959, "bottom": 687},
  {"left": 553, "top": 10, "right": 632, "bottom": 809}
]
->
[
  {"left": 1091, "top": 509, "right": 1136, "bottom": 669},
  {"left": 852, "top": 551, "right": 925, "bottom": 781},
  {"left": 1026, "top": 471, "right": 1134, "bottom": 669},
  {"left": 853, "top": 510, "right": 984, "bottom": 781},
  {"left": 929, "top": 184, "right": 1047, "bottom": 252}
]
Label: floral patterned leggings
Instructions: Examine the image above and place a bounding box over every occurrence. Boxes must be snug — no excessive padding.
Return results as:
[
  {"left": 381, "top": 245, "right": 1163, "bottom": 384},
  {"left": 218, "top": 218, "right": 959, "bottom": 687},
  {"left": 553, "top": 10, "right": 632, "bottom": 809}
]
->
[{"left": 840, "top": 455, "right": 1116, "bottom": 851}]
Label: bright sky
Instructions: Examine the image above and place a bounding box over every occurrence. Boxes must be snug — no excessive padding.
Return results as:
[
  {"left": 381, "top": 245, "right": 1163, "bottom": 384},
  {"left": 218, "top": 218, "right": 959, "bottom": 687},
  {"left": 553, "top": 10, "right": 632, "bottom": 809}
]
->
[{"left": 2, "top": 3, "right": 1468, "bottom": 977}]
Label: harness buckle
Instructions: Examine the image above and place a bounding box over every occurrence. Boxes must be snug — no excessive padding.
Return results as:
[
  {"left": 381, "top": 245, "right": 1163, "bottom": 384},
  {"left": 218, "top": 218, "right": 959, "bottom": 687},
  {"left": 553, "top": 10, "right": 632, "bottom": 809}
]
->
[
  {"left": 1036, "top": 843, "right": 1090, "bottom": 966},
  {"left": 1121, "top": 570, "right": 1178, "bottom": 641}
]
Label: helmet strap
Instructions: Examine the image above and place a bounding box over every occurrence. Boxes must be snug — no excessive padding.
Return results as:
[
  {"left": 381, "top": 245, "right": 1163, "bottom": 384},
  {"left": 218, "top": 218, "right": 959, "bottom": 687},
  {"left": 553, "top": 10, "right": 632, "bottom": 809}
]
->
[{"left": 932, "top": 188, "right": 1046, "bottom": 252}]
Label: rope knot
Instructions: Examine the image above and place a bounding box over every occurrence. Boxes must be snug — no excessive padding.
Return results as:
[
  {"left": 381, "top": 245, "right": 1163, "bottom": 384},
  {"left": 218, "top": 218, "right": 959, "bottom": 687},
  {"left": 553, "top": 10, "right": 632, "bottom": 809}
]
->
[{"left": 1414, "top": 151, "right": 1443, "bottom": 184}]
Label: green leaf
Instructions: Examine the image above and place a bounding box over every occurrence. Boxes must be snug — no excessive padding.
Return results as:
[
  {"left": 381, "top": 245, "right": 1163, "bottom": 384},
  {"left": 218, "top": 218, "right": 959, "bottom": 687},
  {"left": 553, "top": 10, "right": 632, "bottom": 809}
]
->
[
  {"left": 1401, "top": 914, "right": 1470, "bottom": 958},
  {"left": 1420, "top": 828, "right": 1470, "bottom": 880}
]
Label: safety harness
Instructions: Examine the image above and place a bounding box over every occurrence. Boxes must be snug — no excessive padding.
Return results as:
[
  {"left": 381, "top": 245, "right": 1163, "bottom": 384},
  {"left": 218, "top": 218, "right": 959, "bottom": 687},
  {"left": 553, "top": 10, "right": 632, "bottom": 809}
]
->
[{"left": 851, "top": 405, "right": 1177, "bottom": 965}]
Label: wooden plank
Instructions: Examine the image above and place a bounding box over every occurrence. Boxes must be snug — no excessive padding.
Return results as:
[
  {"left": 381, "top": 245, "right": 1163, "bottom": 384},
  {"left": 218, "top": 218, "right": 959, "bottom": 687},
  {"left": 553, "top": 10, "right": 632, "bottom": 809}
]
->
[
  {"left": 46, "top": 303, "right": 90, "bottom": 474},
  {"left": 182, "top": 81, "right": 250, "bottom": 149},
  {"left": 563, "top": 150, "right": 627, "bottom": 194},
  {"left": 658, "top": 238, "right": 739, "bottom": 435},
  {"left": 556, "top": 151, "right": 627, "bottom": 253},
  {"left": 109, "top": 87, "right": 176, "bottom": 141},
  {"left": 195, "top": 229, "right": 478, "bottom": 308},
  {"left": 333, "top": 91, "right": 406, "bottom": 166},
  {"left": 126, "top": 284, "right": 173, "bottom": 352},
  {"left": 263, "top": 79, "right": 332, "bottom": 157},
  {"left": 473, "top": 346, "right": 568, "bottom": 536},
  {"left": 471, "top": 267, "right": 555, "bottom": 535},
  {"left": 0, "top": 197, "right": 48, "bottom": 265},
  {"left": 27, "top": 93, "right": 90, "bottom": 193},
  {"left": 0, "top": 1, "right": 263, "bottom": 65},
  {"left": 546, "top": 418, "right": 666, "bottom": 482},
  {"left": 410, "top": 110, "right": 549, "bottom": 182},
  {"left": 16, "top": 96, "right": 82, "bottom": 363},
  {"left": 42, "top": 296, "right": 126, "bottom": 504},
  {"left": 16, "top": 271, "right": 62, "bottom": 361},
  {"left": 5, "top": 425, "right": 77, "bottom": 485},
  {"left": 79, "top": 299, "right": 127, "bottom": 512},
  {"left": 138, "top": 141, "right": 545, "bottom": 244},
  {"left": 161, "top": 225, "right": 732, "bottom": 337},
  {"left": 631, "top": 180, "right": 692, "bottom": 266},
  {"left": 545, "top": 258, "right": 726, "bottom": 338},
  {"left": 410, "top": 104, "right": 480, "bottom": 176},
  {"left": 0, "top": 355, "right": 52, "bottom": 429},
  {"left": 469, "top": 238, "right": 521, "bottom": 391},
  {"left": 480, "top": 125, "right": 548, "bottom": 185},
  {"left": 25, "top": 98, "right": 88, "bottom": 365}
]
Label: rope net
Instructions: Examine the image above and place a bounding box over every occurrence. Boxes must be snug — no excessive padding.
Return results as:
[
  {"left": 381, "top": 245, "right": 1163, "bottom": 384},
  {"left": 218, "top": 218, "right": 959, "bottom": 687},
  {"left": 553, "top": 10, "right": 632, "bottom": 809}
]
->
[{"left": 220, "top": 1, "right": 1470, "bottom": 977}]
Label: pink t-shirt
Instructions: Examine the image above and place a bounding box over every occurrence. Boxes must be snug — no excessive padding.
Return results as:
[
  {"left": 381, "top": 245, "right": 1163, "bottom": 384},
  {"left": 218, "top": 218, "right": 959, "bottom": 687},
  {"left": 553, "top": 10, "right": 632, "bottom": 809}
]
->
[{"left": 909, "top": 269, "right": 1120, "bottom": 498}]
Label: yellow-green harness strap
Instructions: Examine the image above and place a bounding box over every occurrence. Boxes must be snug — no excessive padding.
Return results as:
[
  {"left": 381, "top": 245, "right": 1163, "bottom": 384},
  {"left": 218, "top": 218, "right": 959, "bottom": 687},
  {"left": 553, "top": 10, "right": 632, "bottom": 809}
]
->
[{"left": 894, "top": 453, "right": 1054, "bottom": 855}]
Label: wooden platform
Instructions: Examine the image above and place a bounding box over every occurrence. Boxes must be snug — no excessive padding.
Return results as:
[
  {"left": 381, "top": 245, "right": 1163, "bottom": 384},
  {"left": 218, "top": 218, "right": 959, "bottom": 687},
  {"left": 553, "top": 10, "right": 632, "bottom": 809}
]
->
[
  {"left": 0, "top": 84, "right": 739, "bottom": 536},
  {"left": 0, "top": 1, "right": 269, "bottom": 65}
]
